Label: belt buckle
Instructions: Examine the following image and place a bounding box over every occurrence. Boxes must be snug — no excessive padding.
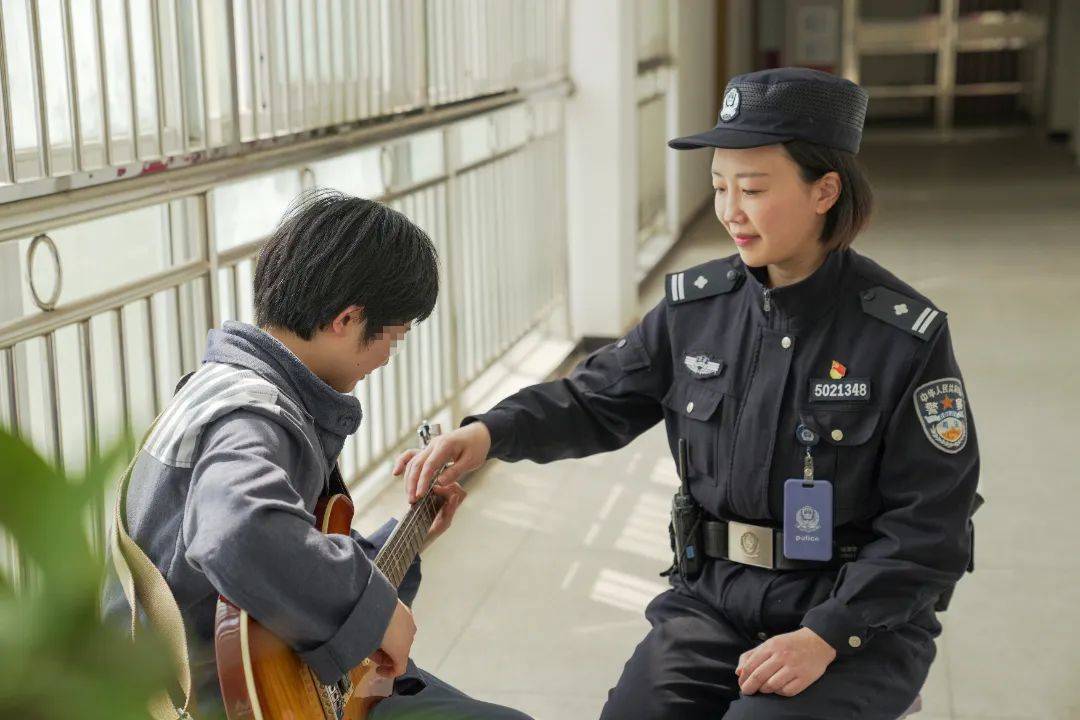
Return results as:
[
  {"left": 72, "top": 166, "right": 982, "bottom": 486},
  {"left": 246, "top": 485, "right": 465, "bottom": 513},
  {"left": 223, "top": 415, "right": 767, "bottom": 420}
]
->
[{"left": 727, "top": 521, "right": 774, "bottom": 569}]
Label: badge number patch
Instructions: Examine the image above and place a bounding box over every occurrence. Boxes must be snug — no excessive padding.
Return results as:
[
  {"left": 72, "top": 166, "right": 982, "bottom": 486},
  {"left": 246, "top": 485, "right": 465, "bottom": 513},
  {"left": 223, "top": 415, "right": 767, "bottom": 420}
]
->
[
  {"left": 913, "top": 377, "right": 968, "bottom": 454},
  {"left": 809, "top": 378, "right": 871, "bottom": 403}
]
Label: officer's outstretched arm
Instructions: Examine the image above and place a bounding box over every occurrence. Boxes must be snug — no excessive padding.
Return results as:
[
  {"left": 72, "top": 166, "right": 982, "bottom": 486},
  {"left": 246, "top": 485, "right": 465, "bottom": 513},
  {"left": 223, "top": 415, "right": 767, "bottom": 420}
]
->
[
  {"left": 801, "top": 321, "right": 979, "bottom": 656},
  {"left": 467, "top": 299, "right": 673, "bottom": 467}
]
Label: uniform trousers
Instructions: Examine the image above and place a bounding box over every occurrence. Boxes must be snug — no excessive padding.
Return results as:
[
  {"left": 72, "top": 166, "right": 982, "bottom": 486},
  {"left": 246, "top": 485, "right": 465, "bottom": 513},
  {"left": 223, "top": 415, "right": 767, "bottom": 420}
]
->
[{"left": 599, "top": 563, "right": 938, "bottom": 720}]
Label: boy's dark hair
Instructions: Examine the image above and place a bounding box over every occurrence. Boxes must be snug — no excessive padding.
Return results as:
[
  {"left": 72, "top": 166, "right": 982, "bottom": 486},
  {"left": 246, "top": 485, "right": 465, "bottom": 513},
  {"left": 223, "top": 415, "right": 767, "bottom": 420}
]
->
[
  {"left": 782, "top": 140, "right": 874, "bottom": 250},
  {"left": 254, "top": 190, "right": 439, "bottom": 343}
]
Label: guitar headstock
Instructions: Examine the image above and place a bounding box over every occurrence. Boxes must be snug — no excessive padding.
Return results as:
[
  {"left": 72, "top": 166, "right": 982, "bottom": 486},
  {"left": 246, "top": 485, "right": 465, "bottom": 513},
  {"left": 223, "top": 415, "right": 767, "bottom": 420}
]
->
[{"left": 417, "top": 421, "right": 442, "bottom": 448}]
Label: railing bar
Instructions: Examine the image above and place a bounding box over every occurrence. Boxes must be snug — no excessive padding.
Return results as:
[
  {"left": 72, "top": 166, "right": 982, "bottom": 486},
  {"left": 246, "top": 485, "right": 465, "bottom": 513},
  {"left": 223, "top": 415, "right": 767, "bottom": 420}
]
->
[
  {"left": 276, "top": 0, "right": 288, "bottom": 132},
  {"left": 264, "top": 0, "right": 278, "bottom": 135},
  {"left": 299, "top": 0, "right": 310, "bottom": 130},
  {"left": 224, "top": 0, "right": 241, "bottom": 148},
  {"left": 4, "top": 346, "right": 21, "bottom": 435},
  {"left": 44, "top": 332, "right": 64, "bottom": 471},
  {"left": 173, "top": 284, "right": 186, "bottom": 375},
  {"left": 115, "top": 308, "right": 132, "bottom": 432},
  {"left": 171, "top": 0, "right": 188, "bottom": 152},
  {"left": 195, "top": 0, "right": 211, "bottom": 148},
  {"left": 0, "top": 2, "right": 16, "bottom": 183},
  {"left": 122, "top": 0, "right": 140, "bottom": 160},
  {"left": 0, "top": 259, "right": 209, "bottom": 348},
  {"left": 230, "top": 263, "right": 241, "bottom": 321},
  {"left": 151, "top": 0, "right": 167, "bottom": 157},
  {"left": 78, "top": 319, "right": 98, "bottom": 459},
  {"left": 92, "top": 0, "right": 112, "bottom": 165},
  {"left": 246, "top": 0, "right": 259, "bottom": 139},
  {"left": 144, "top": 296, "right": 161, "bottom": 412},
  {"left": 61, "top": 0, "right": 82, "bottom": 172},
  {"left": 27, "top": 0, "right": 50, "bottom": 177}
]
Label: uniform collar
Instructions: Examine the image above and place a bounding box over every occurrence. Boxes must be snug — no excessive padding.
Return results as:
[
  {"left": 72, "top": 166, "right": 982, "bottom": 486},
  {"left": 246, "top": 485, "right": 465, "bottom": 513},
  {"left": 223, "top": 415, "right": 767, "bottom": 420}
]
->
[{"left": 742, "top": 249, "right": 849, "bottom": 329}]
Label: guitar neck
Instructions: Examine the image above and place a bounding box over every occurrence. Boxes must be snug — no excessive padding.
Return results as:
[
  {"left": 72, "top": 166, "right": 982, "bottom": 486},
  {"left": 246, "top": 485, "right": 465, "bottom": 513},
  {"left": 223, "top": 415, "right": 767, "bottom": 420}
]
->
[
  {"left": 372, "top": 422, "right": 448, "bottom": 587},
  {"left": 373, "top": 489, "right": 444, "bottom": 587}
]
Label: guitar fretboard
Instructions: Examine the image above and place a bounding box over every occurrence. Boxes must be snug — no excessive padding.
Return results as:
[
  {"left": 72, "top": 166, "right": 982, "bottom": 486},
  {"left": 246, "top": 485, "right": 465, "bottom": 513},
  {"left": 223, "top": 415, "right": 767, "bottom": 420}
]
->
[{"left": 373, "top": 483, "right": 445, "bottom": 587}]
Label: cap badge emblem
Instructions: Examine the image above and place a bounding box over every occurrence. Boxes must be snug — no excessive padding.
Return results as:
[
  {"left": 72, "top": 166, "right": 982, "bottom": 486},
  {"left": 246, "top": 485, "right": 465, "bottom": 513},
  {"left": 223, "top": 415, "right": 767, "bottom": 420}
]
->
[{"left": 720, "top": 88, "right": 740, "bottom": 122}]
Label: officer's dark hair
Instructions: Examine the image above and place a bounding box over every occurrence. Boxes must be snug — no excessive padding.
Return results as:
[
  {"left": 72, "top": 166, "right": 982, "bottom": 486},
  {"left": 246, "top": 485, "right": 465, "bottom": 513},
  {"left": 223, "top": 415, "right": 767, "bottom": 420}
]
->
[
  {"left": 783, "top": 140, "right": 873, "bottom": 250},
  {"left": 254, "top": 189, "right": 439, "bottom": 344}
]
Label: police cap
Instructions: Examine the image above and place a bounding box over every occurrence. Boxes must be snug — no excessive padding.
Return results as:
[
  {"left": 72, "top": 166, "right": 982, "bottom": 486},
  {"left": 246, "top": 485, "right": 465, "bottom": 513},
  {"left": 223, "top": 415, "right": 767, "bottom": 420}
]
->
[{"left": 669, "top": 67, "right": 869, "bottom": 155}]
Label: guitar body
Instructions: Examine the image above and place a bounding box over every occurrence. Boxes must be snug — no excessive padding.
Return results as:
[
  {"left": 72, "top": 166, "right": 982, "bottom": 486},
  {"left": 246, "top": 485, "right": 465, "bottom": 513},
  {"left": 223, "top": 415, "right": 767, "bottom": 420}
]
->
[{"left": 215, "top": 494, "right": 392, "bottom": 720}]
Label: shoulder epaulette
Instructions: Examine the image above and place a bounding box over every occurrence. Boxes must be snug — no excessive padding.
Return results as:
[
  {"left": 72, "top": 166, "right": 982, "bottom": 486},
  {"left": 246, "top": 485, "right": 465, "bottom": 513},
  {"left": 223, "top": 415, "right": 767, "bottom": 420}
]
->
[
  {"left": 666, "top": 259, "right": 744, "bottom": 305},
  {"left": 860, "top": 286, "right": 945, "bottom": 341}
]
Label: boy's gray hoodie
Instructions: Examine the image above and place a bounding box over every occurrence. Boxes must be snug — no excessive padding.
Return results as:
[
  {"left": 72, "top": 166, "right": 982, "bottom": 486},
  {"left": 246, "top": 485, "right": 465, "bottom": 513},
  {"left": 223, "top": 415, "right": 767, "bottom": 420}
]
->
[{"left": 102, "top": 321, "right": 420, "bottom": 708}]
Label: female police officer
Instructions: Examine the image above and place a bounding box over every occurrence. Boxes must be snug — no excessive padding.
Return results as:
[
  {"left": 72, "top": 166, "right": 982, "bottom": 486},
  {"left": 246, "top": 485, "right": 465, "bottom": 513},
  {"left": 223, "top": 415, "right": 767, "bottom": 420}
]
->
[{"left": 394, "top": 67, "right": 980, "bottom": 719}]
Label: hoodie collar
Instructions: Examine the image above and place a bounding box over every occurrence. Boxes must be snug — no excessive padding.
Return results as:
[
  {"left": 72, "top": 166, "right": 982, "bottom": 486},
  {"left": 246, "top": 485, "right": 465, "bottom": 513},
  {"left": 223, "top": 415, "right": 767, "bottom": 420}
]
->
[
  {"left": 202, "top": 322, "right": 362, "bottom": 438},
  {"left": 742, "top": 249, "right": 849, "bottom": 330}
]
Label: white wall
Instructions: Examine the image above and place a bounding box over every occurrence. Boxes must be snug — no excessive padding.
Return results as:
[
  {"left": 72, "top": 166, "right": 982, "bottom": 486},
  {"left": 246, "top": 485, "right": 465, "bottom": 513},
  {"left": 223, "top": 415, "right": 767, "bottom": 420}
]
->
[{"left": 565, "top": 0, "right": 639, "bottom": 338}]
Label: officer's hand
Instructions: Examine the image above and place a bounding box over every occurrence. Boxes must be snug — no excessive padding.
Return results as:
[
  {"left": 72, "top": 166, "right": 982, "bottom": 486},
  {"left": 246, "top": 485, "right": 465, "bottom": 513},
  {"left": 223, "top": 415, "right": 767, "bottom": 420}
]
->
[
  {"left": 393, "top": 422, "right": 492, "bottom": 503},
  {"left": 735, "top": 627, "right": 837, "bottom": 697}
]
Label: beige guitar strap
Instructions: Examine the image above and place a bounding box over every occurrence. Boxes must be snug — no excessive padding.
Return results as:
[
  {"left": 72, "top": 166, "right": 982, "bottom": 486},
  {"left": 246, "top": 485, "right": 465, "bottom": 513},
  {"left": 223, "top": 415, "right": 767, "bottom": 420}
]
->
[{"left": 109, "top": 414, "right": 196, "bottom": 720}]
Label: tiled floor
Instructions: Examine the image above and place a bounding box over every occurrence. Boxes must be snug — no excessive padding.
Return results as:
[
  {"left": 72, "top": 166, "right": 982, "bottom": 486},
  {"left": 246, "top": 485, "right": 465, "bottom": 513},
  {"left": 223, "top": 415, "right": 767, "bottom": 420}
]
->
[{"left": 358, "top": 136, "right": 1080, "bottom": 719}]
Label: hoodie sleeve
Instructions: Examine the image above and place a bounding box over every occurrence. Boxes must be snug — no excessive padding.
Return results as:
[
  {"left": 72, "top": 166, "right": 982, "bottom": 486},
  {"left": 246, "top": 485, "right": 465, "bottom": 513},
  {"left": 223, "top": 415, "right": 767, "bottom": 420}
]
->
[{"left": 182, "top": 409, "right": 398, "bottom": 684}]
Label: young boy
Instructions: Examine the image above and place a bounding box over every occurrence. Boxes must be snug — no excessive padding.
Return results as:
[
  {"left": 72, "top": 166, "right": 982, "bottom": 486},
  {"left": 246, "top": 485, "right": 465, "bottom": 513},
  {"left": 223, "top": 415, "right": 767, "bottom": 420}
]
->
[{"left": 103, "top": 191, "right": 530, "bottom": 720}]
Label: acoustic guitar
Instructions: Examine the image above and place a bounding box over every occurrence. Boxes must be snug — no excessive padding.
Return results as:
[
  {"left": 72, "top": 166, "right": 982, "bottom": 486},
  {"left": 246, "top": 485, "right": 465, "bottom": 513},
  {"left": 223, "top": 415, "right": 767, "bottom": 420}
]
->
[{"left": 214, "top": 422, "right": 447, "bottom": 720}]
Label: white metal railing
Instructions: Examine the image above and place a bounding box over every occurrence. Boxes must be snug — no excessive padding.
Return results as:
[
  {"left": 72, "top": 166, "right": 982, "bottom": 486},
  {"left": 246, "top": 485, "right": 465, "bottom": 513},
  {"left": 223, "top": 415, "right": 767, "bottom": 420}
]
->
[
  {"left": 0, "top": 0, "right": 567, "bottom": 203},
  {"left": 0, "top": 0, "right": 569, "bottom": 589},
  {"left": 0, "top": 94, "right": 568, "bottom": 589}
]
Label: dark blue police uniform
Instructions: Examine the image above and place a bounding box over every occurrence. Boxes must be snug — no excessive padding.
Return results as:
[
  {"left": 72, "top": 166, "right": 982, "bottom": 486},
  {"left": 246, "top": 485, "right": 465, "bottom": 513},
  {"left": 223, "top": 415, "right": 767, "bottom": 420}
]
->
[{"left": 465, "top": 68, "right": 980, "bottom": 719}]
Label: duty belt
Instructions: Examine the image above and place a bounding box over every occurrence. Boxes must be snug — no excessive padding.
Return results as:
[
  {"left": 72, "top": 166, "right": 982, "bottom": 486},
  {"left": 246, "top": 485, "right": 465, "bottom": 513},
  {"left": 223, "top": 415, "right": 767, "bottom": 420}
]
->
[{"left": 702, "top": 519, "right": 862, "bottom": 571}]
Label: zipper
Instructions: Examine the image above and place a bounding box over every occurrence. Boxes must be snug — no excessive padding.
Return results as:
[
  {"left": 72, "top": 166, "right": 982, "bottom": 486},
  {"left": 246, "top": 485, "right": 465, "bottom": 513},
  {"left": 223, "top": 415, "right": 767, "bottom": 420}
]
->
[{"left": 762, "top": 287, "right": 772, "bottom": 313}]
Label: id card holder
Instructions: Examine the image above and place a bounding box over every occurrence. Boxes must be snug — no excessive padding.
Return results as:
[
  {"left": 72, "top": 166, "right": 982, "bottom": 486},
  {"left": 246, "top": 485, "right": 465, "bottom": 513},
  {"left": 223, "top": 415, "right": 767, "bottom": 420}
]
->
[{"left": 783, "top": 478, "right": 833, "bottom": 561}]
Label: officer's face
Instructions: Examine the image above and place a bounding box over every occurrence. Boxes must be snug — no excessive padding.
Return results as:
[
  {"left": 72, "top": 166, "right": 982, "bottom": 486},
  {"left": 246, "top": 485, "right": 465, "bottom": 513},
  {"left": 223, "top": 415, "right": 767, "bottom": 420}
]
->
[{"left": 711, "top": 145, "right": 835, "bottom": 273}]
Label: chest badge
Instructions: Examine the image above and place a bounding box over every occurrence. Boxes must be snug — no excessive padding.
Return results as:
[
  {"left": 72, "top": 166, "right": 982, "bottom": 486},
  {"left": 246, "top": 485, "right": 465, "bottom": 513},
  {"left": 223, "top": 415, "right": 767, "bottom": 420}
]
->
[
  {"left": 684, "top": 354, "right": 723, "bottom": 378},
  {"left": 829, "top": 360, "right": 847, "bottom": 380},
  {"left": 914, "top": 377, "right": 968, "bottom": 454}
]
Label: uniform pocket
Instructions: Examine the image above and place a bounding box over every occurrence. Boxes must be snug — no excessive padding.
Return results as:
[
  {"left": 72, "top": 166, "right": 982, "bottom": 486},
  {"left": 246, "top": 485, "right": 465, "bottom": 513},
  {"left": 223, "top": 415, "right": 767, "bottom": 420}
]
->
[
  {"left": 799, "top": 406, "right": 884, "bottom": 515},
  {"left": 662, "top": 380, "right": 723, "bottom": 479}
]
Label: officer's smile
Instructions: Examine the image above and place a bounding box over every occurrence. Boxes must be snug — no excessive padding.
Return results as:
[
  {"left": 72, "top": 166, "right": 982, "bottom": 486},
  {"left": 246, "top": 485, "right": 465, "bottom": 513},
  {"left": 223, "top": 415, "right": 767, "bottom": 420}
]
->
[{"left": 733, "top": 234, "right": 759, "bottom": 247}]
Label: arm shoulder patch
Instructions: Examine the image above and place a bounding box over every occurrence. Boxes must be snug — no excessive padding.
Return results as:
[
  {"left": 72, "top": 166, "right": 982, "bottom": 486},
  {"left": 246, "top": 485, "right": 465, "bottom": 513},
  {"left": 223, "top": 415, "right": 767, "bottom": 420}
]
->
[
  {"left": 666, "top": 260, "right": 745, "bottom": 305},
  {"left": 860, "top": 285, "right": 946, "bottom": 341}
]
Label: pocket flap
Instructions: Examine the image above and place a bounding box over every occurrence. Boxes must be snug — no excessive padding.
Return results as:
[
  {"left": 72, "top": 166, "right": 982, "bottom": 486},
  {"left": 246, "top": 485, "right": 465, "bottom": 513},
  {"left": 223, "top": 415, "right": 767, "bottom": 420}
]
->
[
  {"left": 662, "top": 380, "right": 723, "bottom": 421},
  {"left": 800, "top": 407, "right": 882, "bottom": 446},
  {"left": 614, "top": 332, "right": 651, "bottom": 372}
]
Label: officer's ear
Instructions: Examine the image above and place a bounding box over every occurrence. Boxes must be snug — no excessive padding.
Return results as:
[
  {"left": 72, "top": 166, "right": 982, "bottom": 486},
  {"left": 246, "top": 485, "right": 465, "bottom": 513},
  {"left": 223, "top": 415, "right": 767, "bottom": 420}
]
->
[{"left": 813, "top": 171, "right": 842, "bottom": 215}]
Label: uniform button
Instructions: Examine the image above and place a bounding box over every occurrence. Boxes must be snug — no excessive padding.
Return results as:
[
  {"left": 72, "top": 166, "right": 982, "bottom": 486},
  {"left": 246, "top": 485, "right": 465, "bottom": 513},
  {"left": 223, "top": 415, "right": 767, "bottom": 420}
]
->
[
  {"left": 757, "top": 631, "right": 768, "bottom": 641},
  {"left": 616, "top": 338, "right": 627, "bottom": 348},
  {"left": 726, "top": 269, "right": 739, "bottom": 281},
  {"left": 848, "top": 635, "right": 862, "bottom": 649},
  {"left": 686, "top": 401, "right": 695, "bottom": 414},
  {"left": 831, "top": 429, "right": 844, "bottom": 442},
  {"left": 781, "top": 336, "right": 792, "bottom": 349}
]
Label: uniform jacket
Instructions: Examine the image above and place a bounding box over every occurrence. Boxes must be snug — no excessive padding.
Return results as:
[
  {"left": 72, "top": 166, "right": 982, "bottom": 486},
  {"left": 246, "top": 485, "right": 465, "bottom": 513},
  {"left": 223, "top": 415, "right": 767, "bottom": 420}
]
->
[{"left": 467, "top": 248, "right": 979, "bottom": 655}]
